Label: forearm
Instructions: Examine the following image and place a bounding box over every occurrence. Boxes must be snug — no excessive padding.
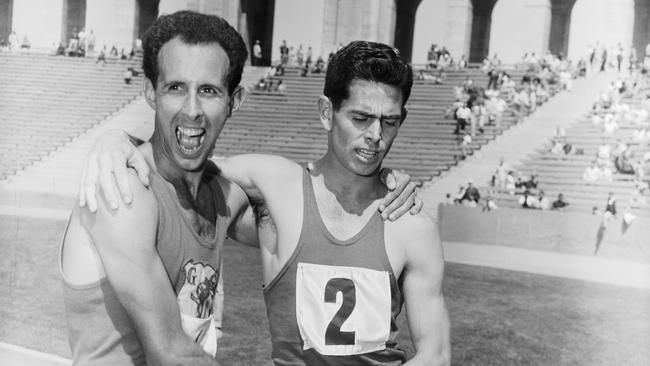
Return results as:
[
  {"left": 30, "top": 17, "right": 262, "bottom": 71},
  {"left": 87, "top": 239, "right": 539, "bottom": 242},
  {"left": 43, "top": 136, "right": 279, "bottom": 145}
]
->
[{"left": 405, "top": 298, "right": 451, "bottom": 366}]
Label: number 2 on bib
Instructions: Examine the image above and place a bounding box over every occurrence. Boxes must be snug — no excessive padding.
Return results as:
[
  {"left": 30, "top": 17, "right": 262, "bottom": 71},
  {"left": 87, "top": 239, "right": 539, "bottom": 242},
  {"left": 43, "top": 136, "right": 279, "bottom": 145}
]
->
[{"left": 324, "top": 278, "right": 356, "bottom": 345}]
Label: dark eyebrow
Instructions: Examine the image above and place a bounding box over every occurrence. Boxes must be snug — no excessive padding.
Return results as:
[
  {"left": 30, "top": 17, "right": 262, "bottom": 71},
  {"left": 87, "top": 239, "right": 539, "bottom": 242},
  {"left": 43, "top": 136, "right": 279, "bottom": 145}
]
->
[{"left": 349, "top": 110, "right": 401, "bottom": 120}]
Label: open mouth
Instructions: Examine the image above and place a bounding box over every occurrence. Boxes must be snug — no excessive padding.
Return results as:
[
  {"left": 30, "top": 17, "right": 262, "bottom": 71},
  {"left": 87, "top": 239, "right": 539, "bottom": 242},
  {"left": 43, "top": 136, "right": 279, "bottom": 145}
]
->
[
  {"left": 356, "top": 148, "right": 380, "bottom": 162},
  {"left": 175, "top": 126, "right": 206, "bottom": 155}
]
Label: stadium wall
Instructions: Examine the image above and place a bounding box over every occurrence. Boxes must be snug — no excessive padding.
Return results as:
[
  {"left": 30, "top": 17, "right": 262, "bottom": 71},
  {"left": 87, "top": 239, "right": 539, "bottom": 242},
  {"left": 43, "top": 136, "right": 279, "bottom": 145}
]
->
[{"left": 438, "top": 204, "right": 650, "bottom": 256}]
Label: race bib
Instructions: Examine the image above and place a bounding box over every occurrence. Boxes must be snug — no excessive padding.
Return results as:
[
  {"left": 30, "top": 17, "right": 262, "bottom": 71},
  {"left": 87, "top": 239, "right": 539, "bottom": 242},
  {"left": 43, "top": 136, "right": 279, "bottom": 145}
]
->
[{"left": 295, "top": 262, "right": 391, "bottom": 356}]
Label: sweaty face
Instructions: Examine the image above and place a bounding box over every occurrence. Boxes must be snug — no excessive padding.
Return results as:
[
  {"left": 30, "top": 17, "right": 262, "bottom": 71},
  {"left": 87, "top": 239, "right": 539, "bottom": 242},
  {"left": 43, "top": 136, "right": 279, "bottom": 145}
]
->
[
  {"left": 149, "top": 37, "right": 232, "bottom": 172},
  {"left": 329, "top": 79, "right": 403, "bottom": 176}
]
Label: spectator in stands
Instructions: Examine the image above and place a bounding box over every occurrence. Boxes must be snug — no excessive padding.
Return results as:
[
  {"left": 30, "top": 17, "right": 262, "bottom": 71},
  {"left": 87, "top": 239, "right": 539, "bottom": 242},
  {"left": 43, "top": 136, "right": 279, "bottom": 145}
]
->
[
  {"left": 123, "top": 68, "right": 133, "bottom": 84},
  {"left": 492, "top": 157, "right": 511, "bottom": 189},
  {"left": 457, "top": 55, "right": 467, "bottom": 69},
  {"left": 600, "top": 48, "right": 607, "bottom": 72},
  {"left": 96, "top": 46, "right": 107, "bottom": 66},
  {"left": 253, "top": 40, "right": 262, "bottom": 66},
  {"left": 255, "top": 77, "right": 266, "bottom": 91},
  {"left": 55, "top": 43, "right": 66, "bottom": 56},
  {"left": 279, "top": 39, "right": 289, "bottom": 65},
  {"left": 8, "top": 30, "right": 18, "bottom": 52},
  {"left": 276, "top": 79, "right": 287, "bottom": 93},
  {"left": 461, "top": 180, "right": 481, "bottom": 207},
  {"left": 601, "top": 192, "right": 617, "bottom": 228},
  {"left": 312, "top": 56, "right": 325, "bottom": 74},
  {"left": 505, "top": 170, "right": 516, "bottom": 195},
  {"left": 20, "top": 35, "right": 30, "bottom": 53},
  {"left": 522, "top": 174, "right": 539, "bottom": 190},
  {"left": 87, "top": 30, "right": 96, "bottom": 55},
  {"left": 533, "top": 190, "right": 550, "bottom": 210},
  {"left": 518, "top": 189, "right": 537, "bottom": 209},
  {"left": 482, "top": 195, "right": 498, "bottom": 212},
  {"left": 551, "top": 193, "right": 569, "bottom": 210},
  {"left": 120, "top": 48, "right": 128, "bottom": 60},
  {"left": 305, "top": 46, "right": 313, "bottom": 66},
  {"left": 454, "top": 102, "right": 471, "bottom": 134},
  {"left": 109, "top": 45, "right": 118, "bottom": 57},
  {"left": 460, "top": 132, "right": 472, "bottom": 158}
]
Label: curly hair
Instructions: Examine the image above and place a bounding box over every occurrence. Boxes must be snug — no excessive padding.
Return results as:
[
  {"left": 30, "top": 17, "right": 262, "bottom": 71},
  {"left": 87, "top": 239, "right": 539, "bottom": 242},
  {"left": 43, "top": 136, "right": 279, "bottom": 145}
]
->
[
  {"left": 142, "top": 10, "right": 248, "bottom": 94},
  {"left": 324, "top": 41, "right": 413, "bottom": 111}
]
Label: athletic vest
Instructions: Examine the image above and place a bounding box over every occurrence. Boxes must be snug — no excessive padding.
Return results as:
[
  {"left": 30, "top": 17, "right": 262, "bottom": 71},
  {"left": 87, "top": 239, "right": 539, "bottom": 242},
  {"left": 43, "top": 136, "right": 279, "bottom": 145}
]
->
[
  {"left": 61, "top": 169, "right": 228, "bottom": 365},
  {"left": 264, "top": 168, "right": 406, "bottom": 366}
]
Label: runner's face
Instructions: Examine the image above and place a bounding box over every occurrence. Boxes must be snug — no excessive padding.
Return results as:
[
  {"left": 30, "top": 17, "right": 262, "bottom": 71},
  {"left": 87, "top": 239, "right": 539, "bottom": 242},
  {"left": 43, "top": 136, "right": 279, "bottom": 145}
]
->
[
  {"left": 330, "top": 79, "right": 403, "bottom": 176},
  {"left": 149, "top": 37, "right": 232, "bottom": 172}
]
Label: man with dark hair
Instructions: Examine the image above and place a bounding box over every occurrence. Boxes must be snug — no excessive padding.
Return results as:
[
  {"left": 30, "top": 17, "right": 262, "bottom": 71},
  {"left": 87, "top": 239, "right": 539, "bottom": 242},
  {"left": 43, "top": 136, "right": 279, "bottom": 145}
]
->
[
  {"left": 61, "top": 11, "right": 250, "bottom": 365},
  {"left": 80, "top": 40, "right": 447, "bottom": 365}
]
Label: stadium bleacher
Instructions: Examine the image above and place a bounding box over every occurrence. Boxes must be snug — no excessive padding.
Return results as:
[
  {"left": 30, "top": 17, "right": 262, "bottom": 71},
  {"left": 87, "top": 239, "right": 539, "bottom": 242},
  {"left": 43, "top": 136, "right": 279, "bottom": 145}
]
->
[{"left": 0, "top": 53, "right": 143, "bottom": 180}]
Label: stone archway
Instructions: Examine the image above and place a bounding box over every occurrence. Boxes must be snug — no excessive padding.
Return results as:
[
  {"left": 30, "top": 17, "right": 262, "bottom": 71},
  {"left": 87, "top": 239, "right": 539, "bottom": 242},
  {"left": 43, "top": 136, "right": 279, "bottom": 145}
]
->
[
  {"left": 393, "top": 0, "right": 421, "bottom": 62},
  {"left": 136, "top": 0, "right": 159, "bottom": 40},
  {"left": 0, "top": 0, "right": 13, "bottom": 45},
  {"left": 633, "top": 0, "right": 650, "bottom": 59},
  {"left": 549, "top": 0, "right": 577, "bottom": 58},
  {"left": 62, "top": 0, "right": 86, "bottom": 47},
  {"left": 469, "top": 0, "right": 497, "bottom": 63},
  {"left": 241, "top": 0, "right": 275, "bottom": 66}
]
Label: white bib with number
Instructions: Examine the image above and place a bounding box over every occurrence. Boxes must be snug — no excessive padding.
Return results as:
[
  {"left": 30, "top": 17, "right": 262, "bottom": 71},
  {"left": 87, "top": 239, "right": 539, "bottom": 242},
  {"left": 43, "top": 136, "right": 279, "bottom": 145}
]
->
[{"left": 295, "top": 262, "right": 391, "bottom": 356}]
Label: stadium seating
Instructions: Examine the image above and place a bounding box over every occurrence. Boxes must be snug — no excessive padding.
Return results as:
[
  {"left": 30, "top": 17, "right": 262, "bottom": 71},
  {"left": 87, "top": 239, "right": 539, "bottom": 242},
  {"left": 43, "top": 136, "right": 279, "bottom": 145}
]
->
[
  {"left": 216, "top": 66, "right": 538, "bottom": 182},
  {"left": 480, "top": 90, "right": 650, "bottom": 217},
  {"left": 0, "top": 53, "right": 143, "bottom": 180}
]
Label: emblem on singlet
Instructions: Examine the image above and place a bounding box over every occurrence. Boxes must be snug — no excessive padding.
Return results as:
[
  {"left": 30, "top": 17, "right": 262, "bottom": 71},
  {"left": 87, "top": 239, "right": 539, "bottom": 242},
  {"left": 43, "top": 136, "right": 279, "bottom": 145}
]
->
[{"left": 177, "top": 259, "right": 219, "bottom": 318}]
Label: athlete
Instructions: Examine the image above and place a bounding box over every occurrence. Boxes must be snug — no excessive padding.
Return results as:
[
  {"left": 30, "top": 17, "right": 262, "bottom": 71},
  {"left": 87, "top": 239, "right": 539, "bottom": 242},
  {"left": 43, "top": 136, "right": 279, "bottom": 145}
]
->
[{"left": 80, "top": 41, "right": 449, "bottom": 365}]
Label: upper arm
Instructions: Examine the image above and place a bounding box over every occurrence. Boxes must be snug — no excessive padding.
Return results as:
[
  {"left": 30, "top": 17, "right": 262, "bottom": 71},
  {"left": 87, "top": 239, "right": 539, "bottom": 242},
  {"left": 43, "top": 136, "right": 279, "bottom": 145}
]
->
[
  {"left": 392, "top": 214, "right": 450, "bottom": 365},
  {"left": 82, "top": 171, "right": 214, "bottom": 364}
]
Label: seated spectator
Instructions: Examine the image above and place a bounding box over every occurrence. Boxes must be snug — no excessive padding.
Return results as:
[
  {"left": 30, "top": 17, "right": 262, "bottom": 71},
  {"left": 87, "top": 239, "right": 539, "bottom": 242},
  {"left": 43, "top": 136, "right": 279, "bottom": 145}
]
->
[
  {"left": 123, "top": 68, "right": 133, "bottom": 84},
  {"left": 276, "top": 80, "right": 287, "bottom": 93},
  {"left": 615, "top": 150, "right": 635, "bottom": 174},
  {"left": 518, "top": 189, "right": 537, "bottom": 209},
  {"left": 551, "top": 193, "right": 569, "bottom": 210},
  {"left": 120, "top": 48, "right": 127, "bottom": 60},
  {"left": 633, "top": 128, "right": 649, "bottom": 141},
  {"left": 255, "top": 77, "right": 266, "bottom": 91},
  {"left": 460, "top": 132, "right": 472, "bottom": 157},
  {"left": 457, "top": 55, "right": 468, "bottom": 69},
  {"left": 55, "top": 43, "right": 66, "bottom": 56},
  {"left": 533, "top": 190, "right": 550, "bottom": 210},
  {"left": 274, "top": 63, "right": 285, "bottom": 76},
  {"left": 601, "top": 192, "right": 617, "bottom": 228},
  {"left": 312, "top": 56, "right": 325, "bottom": 74},
  {"left": 461, "top": 180, "right": 481, "bottom": 207},
  {"left": 96, "top": 47, "right": 107, "bottom": 65},
  {"left": 550, "top": 139, "right": 565, "bottom": 155},
  {"left": 522, "top": 174, "right": 539, "bottom": 190},
  {"left": 482, "top": 196, "right": 498, "bottom": 212},
  {"left": 583, "top": 161, "right": 601, "bottom": 182},
  {"left": 454, "top": 103, "right": 471, "bottom": 134}
]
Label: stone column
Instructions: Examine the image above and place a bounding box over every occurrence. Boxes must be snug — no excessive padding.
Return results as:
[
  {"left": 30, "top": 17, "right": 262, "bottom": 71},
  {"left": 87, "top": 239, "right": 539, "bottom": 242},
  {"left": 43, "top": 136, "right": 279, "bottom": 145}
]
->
[
  {"left": 86, "top": 0, "right": 136, "bottom": 51},
  {"left": 11, "top": 0, "right": 64, "bottom": 49},
  {"left": 445, "top": 0, "right": 472, "bottom": 61},
  {"left": 273, "top": 0, "right": 325, "bottom": 61},
  {"left": 633, "top": 0, "right": 650, "bottom": 59},
  {"left": 321, "top": 0, "right": 395, "bottom": 54},
  {"left": 549, "top": 0, "right": 577, "bottom": 57}
]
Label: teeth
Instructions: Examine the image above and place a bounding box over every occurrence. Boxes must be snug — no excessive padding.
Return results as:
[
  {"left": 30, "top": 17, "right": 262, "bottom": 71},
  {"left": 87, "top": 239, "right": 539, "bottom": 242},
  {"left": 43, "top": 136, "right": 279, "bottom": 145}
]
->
[
  {"left": 175, "top": 126, "right": 206, "bottom": 154},
  {"left": 357, "top": 149, "right": 378, "bottom": 160}
]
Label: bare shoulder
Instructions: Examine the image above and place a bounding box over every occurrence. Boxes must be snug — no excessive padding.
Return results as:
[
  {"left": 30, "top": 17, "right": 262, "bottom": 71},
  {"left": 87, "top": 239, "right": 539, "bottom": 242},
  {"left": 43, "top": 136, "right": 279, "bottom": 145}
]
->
[
  {"left": 385, "top": 210, "right": 440, "bottom": 245},
  {"left": 81, "top": 169, "right": 158, "bottom": 236}
]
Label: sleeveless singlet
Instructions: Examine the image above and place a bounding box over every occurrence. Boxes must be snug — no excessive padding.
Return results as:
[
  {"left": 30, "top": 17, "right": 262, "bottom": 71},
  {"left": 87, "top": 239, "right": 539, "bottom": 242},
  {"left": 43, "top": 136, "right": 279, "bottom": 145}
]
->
[
  {"left": 61, "top": 169, "right": 228, "bottom": 365},
  {"left": 263, "top": 168, "right": 406, "bottom": 366}
]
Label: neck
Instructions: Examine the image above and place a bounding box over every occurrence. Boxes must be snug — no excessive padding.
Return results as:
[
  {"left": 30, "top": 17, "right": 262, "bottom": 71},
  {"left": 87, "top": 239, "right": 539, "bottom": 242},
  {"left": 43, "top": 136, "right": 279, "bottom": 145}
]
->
[
  {"left": 312, "top": 152, "right": 385, "bottom": 212},
  {"left": 151, "top": 133, "right": 204, "bottom": 200}
]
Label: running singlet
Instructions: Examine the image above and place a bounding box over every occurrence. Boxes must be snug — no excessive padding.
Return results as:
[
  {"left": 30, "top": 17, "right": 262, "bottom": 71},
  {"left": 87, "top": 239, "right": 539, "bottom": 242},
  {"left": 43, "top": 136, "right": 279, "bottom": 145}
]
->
[
  {"left": 263, "top": 168, "right": 406, "bottom": 365},
  {"left": 61, "top": 169, "right": 228, "bottom": 365}
]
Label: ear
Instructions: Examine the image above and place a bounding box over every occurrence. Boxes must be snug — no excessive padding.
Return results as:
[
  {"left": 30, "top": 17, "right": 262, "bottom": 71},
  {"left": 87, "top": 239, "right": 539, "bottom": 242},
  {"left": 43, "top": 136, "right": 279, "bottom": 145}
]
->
[
  {"left": 318, "top": 96, "right": 333, "bottom": 131},
  {"left": 400, "top": 107, "right": 408, "bottom": 126},
  {"left": 144, "top": 78, "right": 156, "bottom": 110},
  {"left": 228, "top": 85, "right": 247, "bottom": 117}
]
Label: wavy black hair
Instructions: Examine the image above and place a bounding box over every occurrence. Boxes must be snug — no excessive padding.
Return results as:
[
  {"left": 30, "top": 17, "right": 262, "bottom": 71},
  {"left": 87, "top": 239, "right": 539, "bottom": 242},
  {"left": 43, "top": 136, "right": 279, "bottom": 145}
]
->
[
  {"left": 142, "top": 10, "right": 247, "bottom": 94},
  {"left": 324, "top": 41, "right": 413, "bottom": 111}
]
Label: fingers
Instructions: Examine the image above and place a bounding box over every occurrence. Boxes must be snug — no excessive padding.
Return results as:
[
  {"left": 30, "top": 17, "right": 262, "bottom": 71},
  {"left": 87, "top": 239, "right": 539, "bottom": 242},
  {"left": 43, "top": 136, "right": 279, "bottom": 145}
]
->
[
  {"left": 98, "top": 153, "right": 120, "bottom": 210},
  {"left": 112, "top": 151, "right": 133, "bottom": 204},
  {"left": 410, "top": 195, "right": 423, "bottom": 215},
  {"left": 84, "top": 153, "right": 99, "bottom": 212},
  {"left": 78, "top": 160, "right": 87, "bottom": 208},
  {"left": 381, "top": 181, "right": 417, "bottom": 221},
  {"left": 380, "top": 168, "right": 397, "bottom": 190},
  {"left": 128, "top": 149, "right": 150, "bottom": 187}
]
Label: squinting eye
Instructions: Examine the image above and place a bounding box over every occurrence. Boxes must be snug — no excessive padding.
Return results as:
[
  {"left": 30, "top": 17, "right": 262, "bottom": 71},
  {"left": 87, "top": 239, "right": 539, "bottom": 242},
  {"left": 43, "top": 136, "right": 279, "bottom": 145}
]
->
[{"left": 352, "top": 116, "right": 368, "bottom": 122}]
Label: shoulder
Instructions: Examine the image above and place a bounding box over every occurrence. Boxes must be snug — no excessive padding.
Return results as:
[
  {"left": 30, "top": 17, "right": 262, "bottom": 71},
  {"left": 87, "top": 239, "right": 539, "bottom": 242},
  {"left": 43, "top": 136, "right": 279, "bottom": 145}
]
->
[
  {"left": 385, "top": 210, "right": 439, "bottom": 244},
  {"left": 82, "top": 169, "right": 158, "bottom": 235}
]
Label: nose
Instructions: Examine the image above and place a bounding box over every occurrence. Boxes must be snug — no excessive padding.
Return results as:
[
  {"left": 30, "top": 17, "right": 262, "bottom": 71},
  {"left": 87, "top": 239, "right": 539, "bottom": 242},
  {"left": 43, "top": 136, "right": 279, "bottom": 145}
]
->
[
  {"left": 183, "top": 91, "right": 203, "bottom": 121},
  {"left": 365, "top": 119, "right": 382, "bottom": 144}
]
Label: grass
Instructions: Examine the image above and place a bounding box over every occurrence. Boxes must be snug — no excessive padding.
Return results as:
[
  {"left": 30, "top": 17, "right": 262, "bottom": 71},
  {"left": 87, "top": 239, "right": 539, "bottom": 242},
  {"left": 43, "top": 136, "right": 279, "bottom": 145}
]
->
[{"left": 1, "top": 215, "right": 649, "bottom": 365}]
